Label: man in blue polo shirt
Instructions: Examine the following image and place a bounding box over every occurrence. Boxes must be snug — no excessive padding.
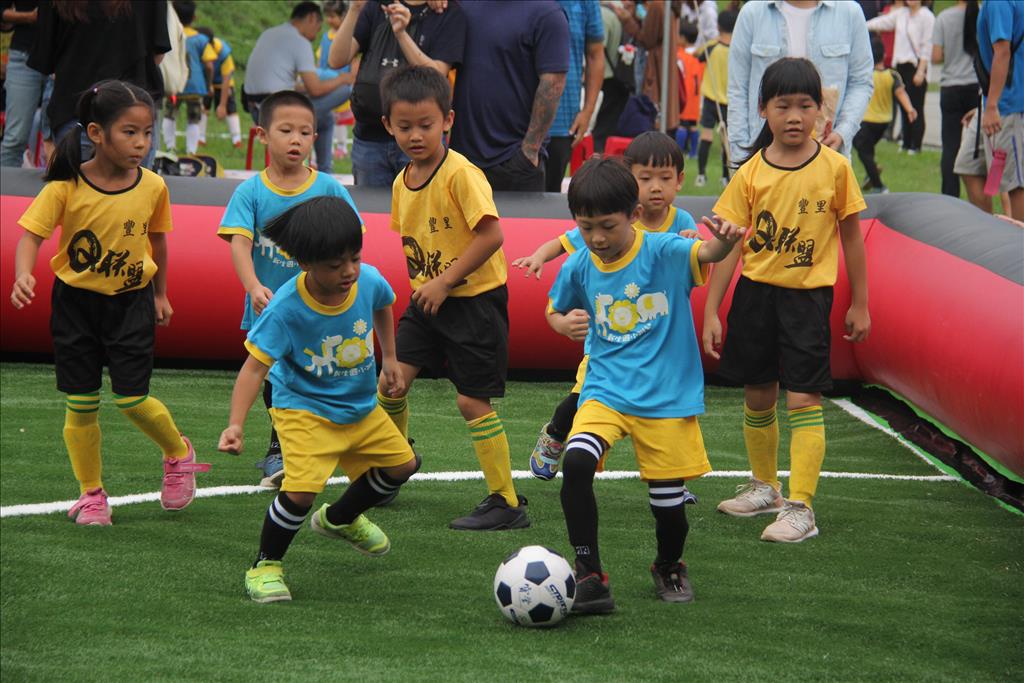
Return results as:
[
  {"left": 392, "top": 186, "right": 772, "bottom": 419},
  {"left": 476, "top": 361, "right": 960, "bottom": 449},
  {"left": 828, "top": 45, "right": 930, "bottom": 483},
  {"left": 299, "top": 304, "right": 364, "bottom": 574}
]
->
[{"left": 449, "top": 0, "right": 569, "bottom": 192}]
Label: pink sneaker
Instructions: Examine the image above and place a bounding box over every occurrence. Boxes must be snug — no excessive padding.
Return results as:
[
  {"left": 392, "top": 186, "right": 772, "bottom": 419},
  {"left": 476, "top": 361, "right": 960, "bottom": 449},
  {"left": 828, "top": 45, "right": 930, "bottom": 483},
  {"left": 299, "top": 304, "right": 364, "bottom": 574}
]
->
[
  {"left": 161, "top": 435, "right": 211, "bottom": 511},
  {"left": 68, "top": 488, "right": 112, "bottom": 526}
]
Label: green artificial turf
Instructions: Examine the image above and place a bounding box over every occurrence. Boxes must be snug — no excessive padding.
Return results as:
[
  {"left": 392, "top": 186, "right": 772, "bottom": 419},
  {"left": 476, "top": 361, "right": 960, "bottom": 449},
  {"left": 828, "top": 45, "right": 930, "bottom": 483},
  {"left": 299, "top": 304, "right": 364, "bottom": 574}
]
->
[{"left": 1, "top": 363, "right": 1021, "bottom": 681}]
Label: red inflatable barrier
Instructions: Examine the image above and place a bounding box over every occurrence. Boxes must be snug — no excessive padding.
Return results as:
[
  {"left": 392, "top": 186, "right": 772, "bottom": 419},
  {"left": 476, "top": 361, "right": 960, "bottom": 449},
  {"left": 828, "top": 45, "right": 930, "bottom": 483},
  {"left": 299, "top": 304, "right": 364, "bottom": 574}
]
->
[{"left": 1, "top": 171, "right": 1021, "bottom": 476}]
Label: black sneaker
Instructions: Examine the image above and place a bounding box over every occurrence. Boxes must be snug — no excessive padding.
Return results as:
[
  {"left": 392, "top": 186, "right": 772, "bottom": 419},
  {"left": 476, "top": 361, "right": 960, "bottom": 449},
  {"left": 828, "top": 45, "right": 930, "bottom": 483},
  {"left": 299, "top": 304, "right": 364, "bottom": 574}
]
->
[
  {"left": 449, "top": 493, "right": 530, "bottom": 531},
  {"left": 376, "top": 441, "right": 422, "bottom": 507},
  {"left": 650, "top": 562, "right": 694, "bottom": 603},
  {"left": 572, "top": 571, "right": 615, "bottom": 614}
]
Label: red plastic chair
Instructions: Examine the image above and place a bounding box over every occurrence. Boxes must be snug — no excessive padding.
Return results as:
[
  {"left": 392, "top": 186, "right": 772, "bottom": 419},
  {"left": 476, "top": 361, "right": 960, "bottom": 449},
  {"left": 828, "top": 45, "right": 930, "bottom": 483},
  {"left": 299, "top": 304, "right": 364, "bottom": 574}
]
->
[
  {"left": 603, "top": 136, "right": 633, "bottom": 158},
  {"left": 245, "top": 126, "right": 269, "bottom": 171},
  {"left": 569, "top": 134, "right": 594, "bottom": 175}
]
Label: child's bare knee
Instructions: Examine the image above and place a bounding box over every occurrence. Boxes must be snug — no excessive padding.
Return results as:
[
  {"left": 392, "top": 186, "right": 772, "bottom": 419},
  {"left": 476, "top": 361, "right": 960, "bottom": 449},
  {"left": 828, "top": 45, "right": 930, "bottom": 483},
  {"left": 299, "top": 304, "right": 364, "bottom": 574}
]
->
[
  {"left": 284, "top": 491, "right": 316, "bottom": 508},
  {"left": 455, "top": 393, "right": 491, "bottom": 421}
]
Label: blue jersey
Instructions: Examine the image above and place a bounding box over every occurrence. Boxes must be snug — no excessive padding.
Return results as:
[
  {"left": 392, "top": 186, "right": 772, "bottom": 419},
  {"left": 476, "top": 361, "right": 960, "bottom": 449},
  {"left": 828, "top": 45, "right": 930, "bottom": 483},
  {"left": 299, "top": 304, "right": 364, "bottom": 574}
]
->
[
  {"left": 218, "top": 170, "right": 364, "bottom": 329},
  {"left": 557, "top": 205, "right": 699, "bottom": 354},
  {"left": 183, "top": 28, "right": 211, "bottom": 96},
  {"left": 548, "top": 230, "right": 708, "bottom": 418},
  {"left": 210, "top": 38, "right": 232, "bottom": 86},
  {"left": 245, "top": 266, "right": 396, "bottom": 425}
]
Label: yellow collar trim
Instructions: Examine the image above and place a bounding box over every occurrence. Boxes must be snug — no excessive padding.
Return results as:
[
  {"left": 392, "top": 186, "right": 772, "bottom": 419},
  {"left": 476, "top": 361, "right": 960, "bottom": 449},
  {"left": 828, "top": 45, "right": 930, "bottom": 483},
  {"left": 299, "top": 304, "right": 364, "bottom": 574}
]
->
[
  {"left": 635, "top": 205, "right": 676, "bottom": 233},
  {"left": 259, "top": 168, "right": 317, "bottom": 197},
  {"left": 297, "top": 273, "right": 357, "bottom": 315},
  {"left": 590, "top": 229, "right": 644, "bottom": 272}
]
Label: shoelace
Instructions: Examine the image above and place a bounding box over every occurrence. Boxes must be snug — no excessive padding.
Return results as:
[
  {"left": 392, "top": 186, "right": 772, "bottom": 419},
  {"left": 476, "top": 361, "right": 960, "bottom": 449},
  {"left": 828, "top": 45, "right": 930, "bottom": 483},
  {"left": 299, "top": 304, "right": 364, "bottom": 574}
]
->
[{"left": 778, "top": 507, "right": 810, "bottom": 530}]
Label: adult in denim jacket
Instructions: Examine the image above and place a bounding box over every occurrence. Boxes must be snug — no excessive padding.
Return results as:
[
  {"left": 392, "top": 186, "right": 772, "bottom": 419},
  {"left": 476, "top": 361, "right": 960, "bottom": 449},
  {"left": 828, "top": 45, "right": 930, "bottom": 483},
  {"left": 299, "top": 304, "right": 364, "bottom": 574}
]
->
[{"left": 726, "top": 0, "right": 873, "bottom": 165}]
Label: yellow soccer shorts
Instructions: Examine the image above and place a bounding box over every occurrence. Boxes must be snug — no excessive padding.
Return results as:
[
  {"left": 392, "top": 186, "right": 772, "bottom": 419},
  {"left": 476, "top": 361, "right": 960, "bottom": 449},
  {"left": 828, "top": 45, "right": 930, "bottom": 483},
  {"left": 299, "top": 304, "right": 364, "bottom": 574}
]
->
[
  {"left": 571, "top": 355, "right": 589, "bottom": 394},
  {"left": 269, "top": 405, "right": 415, "bottom": 493},
  {"left": 569, "top": 399, "right": 711, "bottom": 481}
]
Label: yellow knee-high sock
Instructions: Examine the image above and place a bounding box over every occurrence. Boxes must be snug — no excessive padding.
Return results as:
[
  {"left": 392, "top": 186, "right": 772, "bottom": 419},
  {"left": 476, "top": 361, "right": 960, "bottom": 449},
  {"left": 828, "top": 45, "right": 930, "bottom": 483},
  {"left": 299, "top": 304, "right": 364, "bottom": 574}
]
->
[
  {"left": 64, "top": 394, "right": 103, "bottom": 493},
  {"left": 788, "top": 405, "right": 826, "bottom": 506},
  {"left": 468, "top": 412, "right": 517, "bottom": 507},
  {"left": 114, "top": 394, "right": 188, "bottom": 459},
  {"left": 744, "top": 403, "right": 780, "bottom": 490},
  {"left": 378, "top": 392, "right": 409, "bottom": 439}
]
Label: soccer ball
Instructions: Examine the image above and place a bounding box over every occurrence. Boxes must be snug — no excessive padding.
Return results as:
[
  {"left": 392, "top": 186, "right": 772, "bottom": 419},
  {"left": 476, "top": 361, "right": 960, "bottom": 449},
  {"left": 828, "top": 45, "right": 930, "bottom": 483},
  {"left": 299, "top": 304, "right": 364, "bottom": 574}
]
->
[{"left": 493, "top": 545, "right": 576, "bottom": 627}]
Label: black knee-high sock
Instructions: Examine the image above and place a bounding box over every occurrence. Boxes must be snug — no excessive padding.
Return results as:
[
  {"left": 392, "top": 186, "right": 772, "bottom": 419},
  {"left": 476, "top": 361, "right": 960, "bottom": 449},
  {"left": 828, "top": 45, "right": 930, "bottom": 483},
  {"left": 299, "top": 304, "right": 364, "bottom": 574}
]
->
[
  {"left": 256, "top": 492, "right": 311, "bottom": 564},
  {"left": 262, "top": 380, "right": 279, "bottom": 453},
  {"left": 560, "top": 433, "right": 604, "bottom": 575},
  {"left": 698, "top": 139, "right": 712, "bottom": 175},
  {"left": 649, "top": 479, "right": 690, "bottom": 568},
  {"left": 547, "top": 392, "right": 579, "bottom": 442},
  {"left": 326, "top": 467, "right": 409, "bottom": 525}
]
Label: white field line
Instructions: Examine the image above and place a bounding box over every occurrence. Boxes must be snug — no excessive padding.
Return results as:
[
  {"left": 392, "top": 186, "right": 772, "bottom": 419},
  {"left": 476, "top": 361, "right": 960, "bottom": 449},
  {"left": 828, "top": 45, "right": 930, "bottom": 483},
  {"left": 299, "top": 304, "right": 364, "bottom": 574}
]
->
[
  {"left": 0, "top": 469, "right": 955, "bottom": 518},
  {"left": 830, "top": 398, "right": 941, "bottom": 468}
]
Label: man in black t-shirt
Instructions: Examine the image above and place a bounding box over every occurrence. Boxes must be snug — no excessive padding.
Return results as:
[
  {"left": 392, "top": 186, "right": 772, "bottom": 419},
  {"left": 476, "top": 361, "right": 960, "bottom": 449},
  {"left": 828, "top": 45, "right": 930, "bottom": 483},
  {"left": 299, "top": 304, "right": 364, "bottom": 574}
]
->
[{"left": 328, "top": 0, "right": 466, "bottom": 187}]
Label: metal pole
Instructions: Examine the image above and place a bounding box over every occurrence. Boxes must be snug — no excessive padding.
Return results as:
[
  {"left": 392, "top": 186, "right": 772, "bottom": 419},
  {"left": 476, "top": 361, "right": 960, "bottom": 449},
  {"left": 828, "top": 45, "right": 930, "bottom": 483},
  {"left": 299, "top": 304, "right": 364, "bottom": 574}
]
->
[{"left": 659, "top": 1, "right": 671, "bottom": 133}]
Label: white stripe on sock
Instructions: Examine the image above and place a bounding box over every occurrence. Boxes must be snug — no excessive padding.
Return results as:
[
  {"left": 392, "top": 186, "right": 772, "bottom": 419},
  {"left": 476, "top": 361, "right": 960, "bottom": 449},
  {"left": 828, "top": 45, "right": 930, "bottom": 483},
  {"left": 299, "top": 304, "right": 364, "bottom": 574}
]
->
[
  {"left": 568, "top": 434, "right": 603, "bottom": 461},
  {"left": 270, "top": 498, "right": 306, "bottom": 526},
  {"left": 650, "top": 496, "right": 686, "bottom": 507}
]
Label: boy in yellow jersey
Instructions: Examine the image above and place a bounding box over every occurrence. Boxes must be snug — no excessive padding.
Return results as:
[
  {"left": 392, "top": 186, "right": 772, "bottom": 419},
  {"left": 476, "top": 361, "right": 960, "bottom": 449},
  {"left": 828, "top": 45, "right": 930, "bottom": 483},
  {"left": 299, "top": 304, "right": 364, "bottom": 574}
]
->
[
  {"left": 218, "top": 90, "right": 364, "bottom": 488},
  {"left": 379, "top": 65, "right": 527, "bottom": 531},
  {"left": 695, "top": 8, "right": 736, "bottom": 188},
  {"left": 853, "top": 34, "right": 918, "bottom": 194},
  {"left": 513, "top": 132, "right": 698, "bottom": 495}
]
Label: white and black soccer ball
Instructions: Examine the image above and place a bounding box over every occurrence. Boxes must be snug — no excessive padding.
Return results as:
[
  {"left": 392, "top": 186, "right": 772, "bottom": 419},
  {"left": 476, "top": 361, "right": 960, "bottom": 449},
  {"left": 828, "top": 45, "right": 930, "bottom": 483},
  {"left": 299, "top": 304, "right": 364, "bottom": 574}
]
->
[{"left": 493, "top": 545, "right": 575, "bottom": 627}]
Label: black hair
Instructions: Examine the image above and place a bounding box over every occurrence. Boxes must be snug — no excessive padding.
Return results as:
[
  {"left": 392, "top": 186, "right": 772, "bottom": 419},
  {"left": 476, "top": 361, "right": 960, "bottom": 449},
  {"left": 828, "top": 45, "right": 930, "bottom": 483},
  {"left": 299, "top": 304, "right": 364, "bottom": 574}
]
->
[
  {"left": 870, "top": 32, "right": 885, "bottom": 65},
  {"left": 567, "top": 158, "right": 639, "bottom": 219},
  {"left": 195, "top": 25, "right": 214, "bottom": 42},
  {"left": 740, "top": 58, "right": 823, "bottom": 165},
  {"left": 45, "top": 80, "right": 154, "bottom": 182},
  {"left": 262, "top": 196, "right": 363, "bottom": 263},
  {"left": 323, "top": 0, "right": 347, "bottom": 16},
  {"left": 624, "top": 131, "right": 685, "bottom": 174},
  {"left": 291, "top": 1, "right": 322, "bottom": 21},
  {"left": 172, "top": 0, "right": 196, "bottom": 26},
  {"left": 258, "top": 89, "right": 315, "bottom": 129},
  {"left": 963, "top": 0, "right": 979, "bottom": 57},
  {"left": 717, "top": 8, "right": 737, "bottom": 33},
  {"left": 380, "top": 65, "right": 452, "bottom": 118},
  {"left": 679, "top": 21, "right": 698, "bottom": 45}
]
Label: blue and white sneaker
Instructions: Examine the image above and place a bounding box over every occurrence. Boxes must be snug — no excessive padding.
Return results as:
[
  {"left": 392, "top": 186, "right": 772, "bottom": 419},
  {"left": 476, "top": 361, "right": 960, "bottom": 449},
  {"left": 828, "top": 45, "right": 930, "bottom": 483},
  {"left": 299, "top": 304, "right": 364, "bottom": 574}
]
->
[
  {"left": 681, "top": 486, "right": 698, "bottom": 505},
  {"left": 256, "top": 445, "right": 284, "bottom": 489},
  {"left": 529, "top": 423, "right": 564, "bottom": 481}
]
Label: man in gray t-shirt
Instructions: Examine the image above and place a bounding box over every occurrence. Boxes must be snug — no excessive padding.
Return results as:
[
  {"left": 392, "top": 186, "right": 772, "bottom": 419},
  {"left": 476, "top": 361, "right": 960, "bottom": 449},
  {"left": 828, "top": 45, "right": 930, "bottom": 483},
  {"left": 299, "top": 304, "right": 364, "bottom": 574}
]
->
[
  {"left": 932, "top": 1, "right": 981, "bottom": 198},
  {"left": 245, "top": 2, "right": 353, "bottom": 172}
]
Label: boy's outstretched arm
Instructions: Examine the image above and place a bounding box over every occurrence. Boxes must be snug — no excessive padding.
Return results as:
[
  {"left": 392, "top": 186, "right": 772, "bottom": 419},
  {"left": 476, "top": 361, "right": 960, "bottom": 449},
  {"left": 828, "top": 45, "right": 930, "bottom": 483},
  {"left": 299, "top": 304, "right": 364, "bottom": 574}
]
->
[
  {"left": 702, "top": 240, "right": 743, "bottom": 360},
  {"left": 229, "top": 234, "right": 273, "bottom": 316},
  {"left": 373, "top": 305, "right": 404, "bottom": 398},
  {"left": 511, "top": 237, "right": 566, "bottom": 279},
  {"left": 412, "top": 216, "right": 503, "bottom": 316},
  {"left": 839, "top": 213, "right": 870, "bottom": 342},
  {"left": 218, "top": 354, "right": 270, "bottom": 454},
  {"left": 697, "top": 215, "right": 746, "bottom": 263},
  {"left": 546, "top": 307, "right": 590, "bottom": 342},
  {"left": 11, "top": 231, "right": 43, "bottom": 309}
]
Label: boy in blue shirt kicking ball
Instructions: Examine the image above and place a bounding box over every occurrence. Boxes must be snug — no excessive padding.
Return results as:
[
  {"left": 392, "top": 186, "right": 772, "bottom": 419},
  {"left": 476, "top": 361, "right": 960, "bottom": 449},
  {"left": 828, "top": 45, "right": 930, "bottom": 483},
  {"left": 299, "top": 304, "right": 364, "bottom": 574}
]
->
[
  {"left": 547, "top": 158, "right": 742, "bottom": 612},
  {"left": 218, "top": 196, "right": 417, "bottom": 604}
]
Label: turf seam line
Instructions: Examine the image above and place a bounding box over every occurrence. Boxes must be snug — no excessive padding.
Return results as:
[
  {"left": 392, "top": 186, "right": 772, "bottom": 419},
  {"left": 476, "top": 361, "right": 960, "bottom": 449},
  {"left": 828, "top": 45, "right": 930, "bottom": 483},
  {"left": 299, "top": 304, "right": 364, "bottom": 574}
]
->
[{"left": 0, "top": 469, "right": 956, "bottom": 518}]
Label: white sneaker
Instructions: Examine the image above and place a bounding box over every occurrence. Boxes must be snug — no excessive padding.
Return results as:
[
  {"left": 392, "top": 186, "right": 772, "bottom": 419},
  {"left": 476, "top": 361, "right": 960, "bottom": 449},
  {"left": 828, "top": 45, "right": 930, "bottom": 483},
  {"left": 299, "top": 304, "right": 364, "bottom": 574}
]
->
[
  {"left": 716, "top": 478, "right": 784, "bottom": 517},
  {"left": 695, "top": 174, "right": 707, "bottom": 187},
  {"left": 760, "top": 500, "right": 818, "bottom": 543}
]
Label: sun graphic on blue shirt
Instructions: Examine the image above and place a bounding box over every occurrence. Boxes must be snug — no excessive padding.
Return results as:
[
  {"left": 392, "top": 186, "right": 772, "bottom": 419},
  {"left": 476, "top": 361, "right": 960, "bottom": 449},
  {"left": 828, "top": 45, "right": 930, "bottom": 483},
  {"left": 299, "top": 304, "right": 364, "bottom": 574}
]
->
[
  {"left": 353, "top": 319, "right": 368, "bottom": 335},
  {"left": 624, "top": 282, "right": 640, "bottom": 299},
  {"left": 608, "top": 299, "right": 639, "bottom": 333},
  {"left": 336, "top": 337, "right": 369, "bottom": 368}
]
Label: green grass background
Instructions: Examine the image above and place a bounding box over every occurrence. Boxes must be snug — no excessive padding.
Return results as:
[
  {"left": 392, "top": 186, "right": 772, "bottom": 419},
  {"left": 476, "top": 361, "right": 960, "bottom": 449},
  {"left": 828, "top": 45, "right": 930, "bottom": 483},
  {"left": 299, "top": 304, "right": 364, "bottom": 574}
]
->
[{"left": 2, "top": 363, "right": 1021, "bottom": 681}]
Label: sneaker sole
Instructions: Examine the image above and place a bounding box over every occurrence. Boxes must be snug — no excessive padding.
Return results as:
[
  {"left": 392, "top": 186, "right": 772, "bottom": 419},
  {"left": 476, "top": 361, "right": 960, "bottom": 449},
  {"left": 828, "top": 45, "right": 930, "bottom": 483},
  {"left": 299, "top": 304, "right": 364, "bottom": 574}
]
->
[
  {"left": 571, "top": 598, "right": 616, "bottom": 615},
  {"left": 76, "top": 519, "right": 112, "bottom": 526},
  {"left": 761, "top": 526, "right": 819, "bottom": 543},
  {"left": 716, "top": 502, "right": 784, "bottom": 518},
  {"left": 449, "top": 514, "right": 531, "bottom": 532},
  {"left": 160, "top": 490, "right": 195, "bottom": 512},
  {"left": 248, "top": 591, "right": 292, "bottom": 604},
  {"left": 310, "top": 515, "right": 391, "bottom": 556},
  {"left": 259, "top": 469, "right": 285, "bottom": 489}
]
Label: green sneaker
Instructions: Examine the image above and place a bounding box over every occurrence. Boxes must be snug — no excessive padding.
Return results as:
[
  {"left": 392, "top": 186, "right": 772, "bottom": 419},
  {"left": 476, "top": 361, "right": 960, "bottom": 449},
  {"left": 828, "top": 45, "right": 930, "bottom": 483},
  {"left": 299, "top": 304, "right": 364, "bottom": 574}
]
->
[
  {"left": 310, "top": 505, "right": 390, "bottom": 556},
  {"left": 245, "top": 560, "right": 291, "bottom": 603}
]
